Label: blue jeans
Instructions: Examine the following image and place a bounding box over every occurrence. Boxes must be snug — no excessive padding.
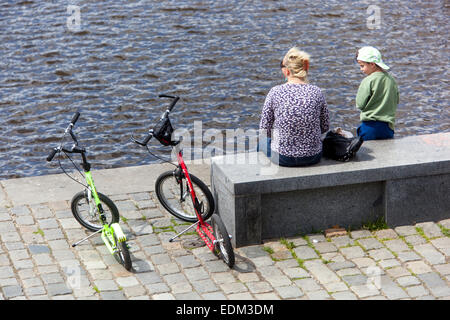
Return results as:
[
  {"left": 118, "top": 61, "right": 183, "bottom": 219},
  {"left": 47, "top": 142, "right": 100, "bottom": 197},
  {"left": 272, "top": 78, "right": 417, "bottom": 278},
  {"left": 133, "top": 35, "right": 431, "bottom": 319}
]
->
[
  {"left": 357, "top": 121, "right": 394, "bottom": 141},
  {"left": 257, "top": 137, "right": 322, "bottom": 167}
]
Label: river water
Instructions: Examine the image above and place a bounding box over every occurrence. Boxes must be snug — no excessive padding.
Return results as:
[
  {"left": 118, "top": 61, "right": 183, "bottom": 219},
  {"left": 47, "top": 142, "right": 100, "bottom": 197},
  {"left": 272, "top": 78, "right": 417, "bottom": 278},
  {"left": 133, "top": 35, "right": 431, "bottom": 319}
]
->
[{"left": 0, "top": 0, "right": 448, "bottom": 179}]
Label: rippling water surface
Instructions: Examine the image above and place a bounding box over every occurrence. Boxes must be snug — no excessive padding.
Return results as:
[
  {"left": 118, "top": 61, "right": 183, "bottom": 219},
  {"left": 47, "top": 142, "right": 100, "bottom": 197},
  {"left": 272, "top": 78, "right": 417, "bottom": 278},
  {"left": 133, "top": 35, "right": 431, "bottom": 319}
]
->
[{"left": 0, "top": 0, "right": 449, "bottom": 179}]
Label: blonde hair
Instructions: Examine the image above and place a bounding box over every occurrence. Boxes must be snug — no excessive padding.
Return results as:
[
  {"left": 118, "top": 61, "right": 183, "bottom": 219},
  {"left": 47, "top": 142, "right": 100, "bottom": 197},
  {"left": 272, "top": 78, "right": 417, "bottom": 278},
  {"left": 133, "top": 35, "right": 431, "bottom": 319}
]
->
[{"left": 282, "top": 47, "right": 310, "bottom": 82}]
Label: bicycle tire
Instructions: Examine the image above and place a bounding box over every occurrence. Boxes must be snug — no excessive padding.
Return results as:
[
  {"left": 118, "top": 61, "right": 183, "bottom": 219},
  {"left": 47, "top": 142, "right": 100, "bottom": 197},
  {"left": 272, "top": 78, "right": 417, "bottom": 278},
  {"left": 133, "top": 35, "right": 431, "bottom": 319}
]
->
[
  {"left": 113, "top": 233, "right": 132, "bottom": 271},
  {"left": 211, "top": 214, "right": 234, "bottom": 268},
  {"left": 71, "top": 191, "right": 120, "bottom": 232},
  {"left": 155, "top": 171, "right": 215, "bottom": 222}
]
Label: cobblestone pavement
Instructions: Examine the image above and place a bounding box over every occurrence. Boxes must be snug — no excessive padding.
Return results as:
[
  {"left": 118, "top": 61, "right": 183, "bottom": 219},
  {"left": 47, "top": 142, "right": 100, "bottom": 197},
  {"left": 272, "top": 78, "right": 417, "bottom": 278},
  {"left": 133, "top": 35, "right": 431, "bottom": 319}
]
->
[{"left": 0, "top": 167, "right": 449, "bottom": 300}]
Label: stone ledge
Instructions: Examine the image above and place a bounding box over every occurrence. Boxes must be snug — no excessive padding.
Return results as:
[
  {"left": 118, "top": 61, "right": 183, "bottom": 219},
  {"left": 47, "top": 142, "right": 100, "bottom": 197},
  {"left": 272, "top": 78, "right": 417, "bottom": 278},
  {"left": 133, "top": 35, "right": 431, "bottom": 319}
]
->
[{"left": 211, "top": 133, "right": 450, "bottom": 247}]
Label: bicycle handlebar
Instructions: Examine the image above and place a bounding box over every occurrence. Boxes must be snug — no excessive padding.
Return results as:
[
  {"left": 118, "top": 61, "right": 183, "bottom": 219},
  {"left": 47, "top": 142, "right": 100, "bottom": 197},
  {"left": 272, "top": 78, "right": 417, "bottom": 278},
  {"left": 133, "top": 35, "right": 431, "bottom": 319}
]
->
[
  {"left": 159, "top": 94, "right": 180, "bottom": 113},
  {"left": 47, "top": 148, "right": 58, "bottom": 162},
  {"left": 71, "top": 112, "right": 80, "bottom": 126},
  {"left": 132, "top": 94, "right": 180, "bottom": 147},
  {"left": 46, "top": 112, "right": 84, "bottom": 162}
]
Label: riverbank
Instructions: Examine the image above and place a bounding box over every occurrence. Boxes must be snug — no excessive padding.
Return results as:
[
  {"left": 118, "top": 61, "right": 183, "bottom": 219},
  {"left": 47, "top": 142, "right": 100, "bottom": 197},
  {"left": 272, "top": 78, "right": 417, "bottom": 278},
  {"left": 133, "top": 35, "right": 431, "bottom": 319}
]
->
[{"left": 0, "top": 163, "right": 449, "bottom": 300}]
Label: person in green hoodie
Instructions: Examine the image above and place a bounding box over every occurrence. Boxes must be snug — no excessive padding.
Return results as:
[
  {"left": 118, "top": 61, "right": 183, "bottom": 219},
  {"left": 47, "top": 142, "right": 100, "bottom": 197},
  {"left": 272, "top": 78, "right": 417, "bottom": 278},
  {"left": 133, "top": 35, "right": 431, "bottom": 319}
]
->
[{"left": 355, "top": 46, "right": 399, "bottom": 140}]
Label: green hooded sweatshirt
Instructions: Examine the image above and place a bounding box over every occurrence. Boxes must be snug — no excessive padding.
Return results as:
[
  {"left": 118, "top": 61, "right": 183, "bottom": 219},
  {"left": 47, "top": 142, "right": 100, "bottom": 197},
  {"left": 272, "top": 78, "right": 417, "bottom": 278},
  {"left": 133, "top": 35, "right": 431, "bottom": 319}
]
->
[{"left": 356, "top": 71, "right": 399, "bottom": 130}]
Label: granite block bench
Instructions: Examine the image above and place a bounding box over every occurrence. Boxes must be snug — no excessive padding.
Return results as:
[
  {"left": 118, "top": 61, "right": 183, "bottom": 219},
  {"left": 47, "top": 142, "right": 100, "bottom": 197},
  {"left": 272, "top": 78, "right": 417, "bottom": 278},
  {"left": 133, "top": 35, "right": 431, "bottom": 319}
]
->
[{"left": 210, "top": 133, "right": 450, "bottom": 248}]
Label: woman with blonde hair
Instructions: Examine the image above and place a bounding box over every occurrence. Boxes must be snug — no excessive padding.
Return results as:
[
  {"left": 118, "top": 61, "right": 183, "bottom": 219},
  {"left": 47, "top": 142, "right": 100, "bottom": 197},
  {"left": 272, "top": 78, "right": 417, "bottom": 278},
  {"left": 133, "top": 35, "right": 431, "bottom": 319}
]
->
[{"left": 259, "top": 47, "right": 330, "bottom": 167}]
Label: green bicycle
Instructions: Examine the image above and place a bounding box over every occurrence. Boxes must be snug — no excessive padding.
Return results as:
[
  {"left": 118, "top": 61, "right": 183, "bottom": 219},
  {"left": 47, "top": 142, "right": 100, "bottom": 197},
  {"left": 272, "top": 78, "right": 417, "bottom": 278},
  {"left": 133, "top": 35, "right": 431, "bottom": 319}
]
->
[{"left": 47, "top": 112, "right": 132, "bottom": 271}]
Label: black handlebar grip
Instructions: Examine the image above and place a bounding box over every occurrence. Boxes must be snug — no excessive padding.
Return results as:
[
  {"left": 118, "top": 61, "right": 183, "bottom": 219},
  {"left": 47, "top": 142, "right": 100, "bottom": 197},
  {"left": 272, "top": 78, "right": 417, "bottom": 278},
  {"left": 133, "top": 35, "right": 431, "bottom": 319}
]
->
[
  {"left": 159, "top": 94, "right": 180, "bottom": 112},
  {"left": 142, "top": 134, "right": 152, "bottom": 145},
  {"left": 47, "top": 148, "right": 58, "bottom": 162},
  {"left": 71, "top": 112, "right": 80, "bottom": 125}
]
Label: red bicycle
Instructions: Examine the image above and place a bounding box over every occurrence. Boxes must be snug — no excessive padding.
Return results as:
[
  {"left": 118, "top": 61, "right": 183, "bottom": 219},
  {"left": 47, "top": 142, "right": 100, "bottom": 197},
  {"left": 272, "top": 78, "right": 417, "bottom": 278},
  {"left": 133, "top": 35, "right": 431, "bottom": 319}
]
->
[{"left": 132, "top": 94, "right": 235, "bottom": 268}]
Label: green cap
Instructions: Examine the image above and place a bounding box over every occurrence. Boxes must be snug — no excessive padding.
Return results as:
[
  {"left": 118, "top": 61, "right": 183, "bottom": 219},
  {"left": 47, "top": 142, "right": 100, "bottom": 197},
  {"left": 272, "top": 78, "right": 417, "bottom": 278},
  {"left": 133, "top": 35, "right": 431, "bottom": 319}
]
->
[{"left": 357, "top": 46, "right": 390, "bottom": 70}]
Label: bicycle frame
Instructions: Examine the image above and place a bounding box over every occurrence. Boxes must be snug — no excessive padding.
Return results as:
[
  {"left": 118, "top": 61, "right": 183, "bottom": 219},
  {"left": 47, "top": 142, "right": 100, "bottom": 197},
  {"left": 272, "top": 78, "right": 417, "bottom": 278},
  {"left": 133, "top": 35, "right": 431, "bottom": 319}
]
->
[
  {"left": 175, "top": 147, "right": 205, "bottom": 225},
  {"left": 172, "top": 146, "right": 217, "bottom": 251}
]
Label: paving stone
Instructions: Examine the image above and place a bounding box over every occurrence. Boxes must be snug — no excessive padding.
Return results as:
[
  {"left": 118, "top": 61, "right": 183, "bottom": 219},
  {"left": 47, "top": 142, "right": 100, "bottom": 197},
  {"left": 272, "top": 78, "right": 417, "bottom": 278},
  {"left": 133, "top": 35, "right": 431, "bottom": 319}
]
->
[
  {"left": 434, "top": 263, "right": 450, "bottom": 276},
  {"left": 170, "top": 282, "right": 193, "bottom": 294},
  {"left": 220, "top": 282, "right": 248, "bottom": 295},
  {"left": 127, "top": 220, "right": 154, "bottom": 235},
  {"left": 275, "top": 285, "right": 304, "bottom": 299},
  {"left": 323, "top": 281, "right": 348, "bottom": 293},
  {"left": 418, "top": 272, "right": 450, "bottom": 297},
  {"left": 10, "top": 249, "right": 29, "bottom": 260},
  {"left": 191, "top": 279, "right": 219, "bottom": 293},
  {"left": 384, "top": 239, "right": 410, "bottom": 253},
  {"left": 183, "top": 267, "right": 210, "bottom": 281},
  {"left": 283, "top": 267, "right": 310, "bottom": 279},
  {"left": 438, "top": 219, "right": 450, "bottom": 229},
  {"left": 397, "top": 251, "right": 421, "bottom": 263},
  {"left": 378, "top": 276, "right": 409, "bottom": 300},
  {"left": 431, "top": 237, "right": 450, "bottom": 251},
  {"left": 406, "top": 285, "right": 429, "bottom": 298},
  {"left": 404, "top": 235, "right": 427, "bottom": 246},
  {"left": 145, "top": 282, "right": 170, "bottom": 294},
  {"left": 47, "top": 283, "right": 72, "bottom": 296},
  {"left": 328, "top": 260, "right": 356, "bottom": 271},
  {"left": 414, "top": 244, "right": 446, "bottom": 265},
  {"left": 394, "top": 225, "right": 418, "bottom": 236},
  {"left": 33, "top": 254, "right": 54, "bottom": 266},
  {"left": 246, "top": 281, "right": 273, "bottom": 294},
  {"left": 313, "top": 242, "right": 338, "bottom": 254},
  {"left": 350, "top": 283, "right": 379, "bottom": 298},
  {"left": 38, "top": 219, "right": 59, "bottom": 230},
  {"left": 2, "top": 286, "right": 24, "bottom": 299},
  {"left": 406, "top": 261, "right": 433, "bottom": 275},
  {"left": 386, "top": 266, "right": 411, "bottom": 278},
  {"left": 305, "top": 290, "right": 331, "bottom": 300},
  {"left": 378, "top": 259, "right": 401, "bottom": 269},
  {"left": 367, "top": 248, "right": 394, "bottom": 261},
  {"left": 25, "top": 286, "right": 47, "bottom": 296},
  {"left": 357, "top": 238, "right": 384, "bottom": 250},
  {"left": 156, "top": 262, "right": 180, "bottom": 275},
  {"left": 116, "top": 276, "right": 139, "bottom": 288},
  {"left": 337, "top": 268, "right": 362, "bottom": 277},
  {"left": 99, "top": 291, "right": 126, "bottom": 300},
  {"left": 331, "top": 291, "right": 358, "bottom": 300},
  {"left": 202, "top": 292, "right": 227, "bottom": 300},
  {"left": 342, "top": 274, "right": 368, "bottom": 286},
  {"left": 304, "top": 260, "right": 340, "bottom": 284},
  {"left": 351, "top": 257, "right": 376, "bottom": 268},
  {"left": 204, "top": 260, "right": 230, "bottom": 273},
  {"left": 28, "top": 244, "right": 51, "bottom": 255},
  {"left": 374, "top": 229, "right": 398, "bottom": 240},
  {"left": 266, "top": 275, "right": 292, "bottom": 287},
  {"left": 228, "top": 292, "right": 254, "bottom": 300},
  {"left": 331, "top": 236, "right": 354, "bottom": 247},
  {"left": 396, "top": 275, "right": 421, "bottom": 287},
  {"left": 174, "top": 255, "right": 201, "bottom": 268},
  {"left": 340, "top": 246, "right": 366, "bottom": 259},
  {"left": 415, "top": 222, "right": 443, "bottom": 238},
  {"left": 350, "top": 230, "right": 372, "bottom": 239},
  {"left": 293, "top": 246, "right": 318, "bottom": 260},
  {"left": 211, "top": 272, "right": 236, "bottom": 285}
]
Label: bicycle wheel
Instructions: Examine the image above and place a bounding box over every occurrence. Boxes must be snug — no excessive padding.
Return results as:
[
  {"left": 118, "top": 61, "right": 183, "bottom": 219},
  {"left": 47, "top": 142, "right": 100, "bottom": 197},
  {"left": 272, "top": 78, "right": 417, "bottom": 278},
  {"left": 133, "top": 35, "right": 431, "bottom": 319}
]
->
[
  {"left": 155, "top": 171, "right": 215, "bottom": 222},
  {"left": 71, "top": 190, "right": 120, "bottom": 232},
  {"left": 211, "top": 214, "right": 234, "bottom": 268},
  {"left": 113, "top": 233, "right": 132, "bottom": 271}
]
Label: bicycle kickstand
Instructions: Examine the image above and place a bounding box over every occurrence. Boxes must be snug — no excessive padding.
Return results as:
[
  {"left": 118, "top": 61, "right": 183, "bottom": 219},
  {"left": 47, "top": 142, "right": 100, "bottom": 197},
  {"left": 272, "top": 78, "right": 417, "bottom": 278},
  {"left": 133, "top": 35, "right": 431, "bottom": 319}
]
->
[
  {"left": 169, "top": 221, "right": 200, "bottom": 242},
  {"left": 72, "top": 228, "right": 103, "bottom": 247}
]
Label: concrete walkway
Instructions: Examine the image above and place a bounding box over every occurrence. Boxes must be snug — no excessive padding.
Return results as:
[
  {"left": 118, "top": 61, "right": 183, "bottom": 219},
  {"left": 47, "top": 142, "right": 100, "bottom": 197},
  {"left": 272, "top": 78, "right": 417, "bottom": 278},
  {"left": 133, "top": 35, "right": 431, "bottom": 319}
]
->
[{"left": 0, "top": 163, "right": 449, "bottom": 300}]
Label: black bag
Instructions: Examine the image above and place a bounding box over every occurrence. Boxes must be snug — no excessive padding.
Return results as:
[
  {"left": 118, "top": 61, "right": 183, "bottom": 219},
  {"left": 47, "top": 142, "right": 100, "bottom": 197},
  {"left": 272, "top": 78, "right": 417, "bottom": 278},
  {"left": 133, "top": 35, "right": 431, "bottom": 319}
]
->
[
  {"left": 153, "top": 117, "right": 175, "bottom": 146},
  {"left": 322, "top": 131, "right": 363, "bottom": 162}
]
